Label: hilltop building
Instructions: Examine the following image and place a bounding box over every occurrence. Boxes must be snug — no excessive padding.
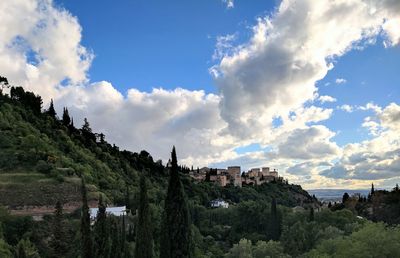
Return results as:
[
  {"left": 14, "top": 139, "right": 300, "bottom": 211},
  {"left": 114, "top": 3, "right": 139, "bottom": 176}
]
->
[{"left": 189, "top": 165, "right": 283, "bottom": 187}]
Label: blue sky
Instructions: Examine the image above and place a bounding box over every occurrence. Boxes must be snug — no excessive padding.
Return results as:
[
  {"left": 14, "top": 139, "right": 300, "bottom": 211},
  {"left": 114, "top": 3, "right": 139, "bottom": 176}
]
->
[
  {"left": 54, "top": 0, "right": 277, "bottom": 93},
  {"left": 1, "top": 0, "right": 400, "bottom": 189}
]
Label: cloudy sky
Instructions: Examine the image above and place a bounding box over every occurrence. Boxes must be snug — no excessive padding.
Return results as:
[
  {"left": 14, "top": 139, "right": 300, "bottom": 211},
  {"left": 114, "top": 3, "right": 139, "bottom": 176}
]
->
[{"left": 1, "top": 0, "right": 399, "bottom": 189}]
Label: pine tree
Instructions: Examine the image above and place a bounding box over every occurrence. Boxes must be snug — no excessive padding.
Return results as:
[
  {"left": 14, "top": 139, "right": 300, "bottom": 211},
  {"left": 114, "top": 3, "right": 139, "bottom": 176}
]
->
[
  {"left": 62, "top": 107, "right": 71, "bottom": 126},
  {"left": 135, "top": 174, "right": 153, "bottom": 258},
  {"left": 81, "top": 177, "right": 92, "bottom": 258},
  {"left": 81, "top": 118, "right": 96, "bottom": 142},
  {"left": 50, "top": 201, "right": 67, "bottom": 257},
  {"left": 269, "top": 198, "right": 281, "bottom": 241},
  {"left": 94, "top": 195, "right": 107, "bottom": 258},
  {"left": 47, "top": 99, "right": 57, "bottom": 118},
  {"left": 160, "top": 146, "right": 191, "bottom": 258}
]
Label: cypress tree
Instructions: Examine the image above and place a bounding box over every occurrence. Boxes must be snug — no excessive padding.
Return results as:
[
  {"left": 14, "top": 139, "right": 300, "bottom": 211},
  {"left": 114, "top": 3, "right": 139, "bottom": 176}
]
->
[
  {"left": 160, "top": 146, "right": 191, "bottom": 258},
  {"left": 110, "top": 219, "right": 122, "bottom": 258},
  {"left": 342, "top": 192, "right": 350, "bottom": 203},
  {"left": 135, "top": 174, "right": 153, "bottom": 258},
  {"left": 50, "top": 201, "right": 67, "bottom": 257},
  {"left": 94, "top": 195, "right": 107, "bottom": 258},
  {"left": 269, "top": 198, "right": 281, "bottom": 241},
  {"left": 371, "top": 183, "right": 375, "bottom": 195},
  {"left": 81, "top": 177, "right": 93, "bottom": 258},
  {"left": 62, "top": 107, "right": 71, "bottom": 126},
  {"left": 47, "top": 99, "right": 57, "bottom": 118},
  {"left": 309, "top": 207, "right": 314, "bottom": 222}
]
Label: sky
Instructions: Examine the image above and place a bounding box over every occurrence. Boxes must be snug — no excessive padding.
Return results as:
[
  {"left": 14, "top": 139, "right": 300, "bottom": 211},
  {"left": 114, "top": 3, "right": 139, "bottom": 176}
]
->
[{"left": 0, "top": 0, "right": 399, "bottom": 189}]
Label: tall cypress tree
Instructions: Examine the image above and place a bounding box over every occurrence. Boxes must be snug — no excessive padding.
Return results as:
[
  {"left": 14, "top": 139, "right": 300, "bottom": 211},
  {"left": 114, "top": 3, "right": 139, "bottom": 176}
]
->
[
  {"left": 269, "top": 198, "right": 281, "bottom": 241},
  {"left": 50, "top": 201, "right": 67, "bottom": 257},
  {"left": 135, "top": 174, "right": 153, "bottom": 258},
  {"left": 309, "top": 207, "right": 315, "bottom": 222},
  {"left": 47, "top": 99, "right": 57, "bottom": 118},
  {"left": 371, "top": 183, "right": 375, "bottom": 195},
  {"left": 62, "top": 107, "right": 71, "bottom": 126},
  {"left": 81, "top": 177, "right": 93, "bottom": 258},
  {"left": 160, "top": 146, "right": 191, "bottom": 258},
  {"left": 94, "top": 195, "right": 107, "bottom": 258}
]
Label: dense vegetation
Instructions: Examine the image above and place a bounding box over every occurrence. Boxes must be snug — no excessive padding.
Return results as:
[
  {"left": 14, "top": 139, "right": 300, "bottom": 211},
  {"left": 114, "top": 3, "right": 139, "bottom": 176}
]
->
[{"left": 1, "top": 79, "right": 400, "bottom": 257}]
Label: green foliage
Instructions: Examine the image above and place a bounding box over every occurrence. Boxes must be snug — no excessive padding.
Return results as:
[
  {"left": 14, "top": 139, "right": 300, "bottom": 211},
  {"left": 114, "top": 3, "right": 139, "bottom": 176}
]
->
[
  {"left": 50, "top": 201, "right": 68, "bottom": 257},
  {"left": 225, "top": 239, "right": 253, "bottom": 258},
  {"left": 62, "top": 107, "right": 71, "bottom": 127},
  {"left": 269, "top": 198, "right": 282, "bottom": 240},
  {"left": 160, "top": 147, "right": 191, "bottom": 258},
  {"left": 226, "top": 239, "right": 290, "bottom": 258},
  {"left": 253, "top": 240, "right": 290, "bottom": 258},
  {"left": 80, "top": 178, "right": 92, "bottom": 258},
  {"left": 0, "top": 238, "right": 12, "bottom": 258},
  {"left": 94, "top": 195, "right": 108, "bottom": 257},
  {"left": 304, "top": 222, "right": 400, "bottom": 258},
  {"left": 15, "top": 238, "right": 40, "bottom": 258},
  {"left": 46, "top": 99, "right": 57, "bottom": 119},
  {"left": 135, "top": 174, "right": 154, "bottom": 258}
]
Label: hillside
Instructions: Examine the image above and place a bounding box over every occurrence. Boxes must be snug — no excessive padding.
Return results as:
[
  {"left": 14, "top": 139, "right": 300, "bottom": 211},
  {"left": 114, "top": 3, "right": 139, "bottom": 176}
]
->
[{"left": 0, "top": 85, "right": 316, "bottom": 215}]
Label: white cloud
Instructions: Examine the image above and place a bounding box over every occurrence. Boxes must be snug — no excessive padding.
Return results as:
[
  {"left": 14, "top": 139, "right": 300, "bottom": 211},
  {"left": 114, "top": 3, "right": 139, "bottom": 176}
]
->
[
  {"left": 212, "top": 0, "right": 400, "bottom": 141},
  {"left": 56, "top": 84, "right": 237, "bottom": 166},
  {"left": 0, "top": 0, "right": 92, "bottom": 102},
  {"left": 335, "top": 78, "right": 347, "bottom": 84},
  {"left": 339, "top": 104, "right": 354, "bottom": 113},
  {"left": 222, "top": 0, "right": 234, "bottom": 9},
  {"left": 272, "top": 125, "right": 340, "bottom": 160},
  {"left": 358, "top": 102, "right": 382, "bottom": 113},
  {"left": 321, "top": 103, "right": 400, "bottom": 182},
  {"left": 318, "top": 95, "right": 337, "bottom": 103},
  {"left": 212, "top": 33, "right": 237, "bottom": 60}
]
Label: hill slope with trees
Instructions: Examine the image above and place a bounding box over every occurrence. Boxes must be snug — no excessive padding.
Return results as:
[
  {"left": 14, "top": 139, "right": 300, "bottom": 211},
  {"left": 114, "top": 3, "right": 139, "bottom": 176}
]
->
[{"left": 2, "top": 78, "right": 399, "bottom": 257}]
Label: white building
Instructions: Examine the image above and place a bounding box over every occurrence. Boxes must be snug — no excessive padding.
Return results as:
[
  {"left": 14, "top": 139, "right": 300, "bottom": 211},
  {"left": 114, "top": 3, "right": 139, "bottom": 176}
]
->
[
  {"left": 90, "top": 206, "right": 127, "bottom": 220},
  {"left": 210, "top": 199, "right": 229, "bottom": 208}
]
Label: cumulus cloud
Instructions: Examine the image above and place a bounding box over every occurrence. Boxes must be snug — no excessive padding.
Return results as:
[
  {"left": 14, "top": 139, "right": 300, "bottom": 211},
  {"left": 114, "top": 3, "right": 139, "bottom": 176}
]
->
[
  {"left": 335, "top": 78, "right": 347, "bottom": 84},
  {"left": 339, "top": 104, "right": 354, "bottom": 113},
  {"left": 318, "top": 95, "right": 337, "bottom": 103},
  {"left": 222, "top": 0, "right": 234, "bottom": 9},
  {"left": 212, "top": 0, "right": 400, "bottom": 140},
  {"left": 0, "top": 0, "right": 92, "bottom": 102},
  {"left": 56, "top": 83, "right": 237, "bottom": 166},
  {"left": 273, "top": 125, "right": 340, "bottom": 160},
  {"left": 321, "top": 103, "right": 400, "bottom": 181}
]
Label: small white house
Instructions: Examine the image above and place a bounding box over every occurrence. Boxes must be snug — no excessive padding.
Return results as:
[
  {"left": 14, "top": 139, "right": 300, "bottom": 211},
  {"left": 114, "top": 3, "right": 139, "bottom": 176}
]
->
[
  {"left": 210, "top": 199, "right": 229, "bottom": 208},
  {"left": 90, "top": 206, "right": 127, "bottom": 220}
]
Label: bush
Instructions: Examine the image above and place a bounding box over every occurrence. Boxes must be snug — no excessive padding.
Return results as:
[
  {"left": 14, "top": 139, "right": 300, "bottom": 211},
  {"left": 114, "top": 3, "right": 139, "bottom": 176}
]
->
[{"left": 36, "top": 160, "right": 53, "bottom": 174}]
